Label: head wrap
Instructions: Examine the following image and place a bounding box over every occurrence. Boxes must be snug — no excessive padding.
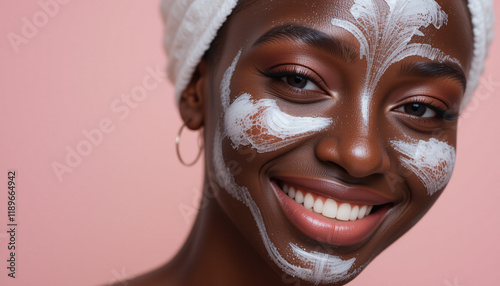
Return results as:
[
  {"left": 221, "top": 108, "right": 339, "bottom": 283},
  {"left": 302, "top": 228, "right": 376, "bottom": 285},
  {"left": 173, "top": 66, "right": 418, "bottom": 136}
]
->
[{"left": 161, "top": 0, "right": 494, "bottom": 109}]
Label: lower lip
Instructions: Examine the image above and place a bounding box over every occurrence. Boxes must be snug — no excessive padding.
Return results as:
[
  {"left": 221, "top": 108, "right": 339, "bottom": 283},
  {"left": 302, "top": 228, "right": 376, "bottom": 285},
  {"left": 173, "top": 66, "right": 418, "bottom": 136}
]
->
[{"left": 272, "top": 182, "right": 390, "bottom": 246}]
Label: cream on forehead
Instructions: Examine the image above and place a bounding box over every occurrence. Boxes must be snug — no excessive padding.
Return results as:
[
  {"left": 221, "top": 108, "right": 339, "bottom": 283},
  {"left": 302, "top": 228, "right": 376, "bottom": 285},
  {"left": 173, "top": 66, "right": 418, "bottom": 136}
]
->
[
  {"left": 331, "top": 0, "right": 460, "bottom": 126},
  {"left": 391, "top": 138, "right": 456, "bottom": 196},
  {"left": 212, "top": 51, "right": 355, "bottom": 284},
  {"left": 225, "top": 93, "right": 332, "bottom": 153}
]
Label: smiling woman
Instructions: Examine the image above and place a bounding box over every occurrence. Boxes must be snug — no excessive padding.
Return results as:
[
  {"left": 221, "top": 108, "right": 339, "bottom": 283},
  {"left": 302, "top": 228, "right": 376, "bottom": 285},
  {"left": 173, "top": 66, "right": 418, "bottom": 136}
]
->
[{"left": 122, "top": 0, "right": 494, "bottom": 285}]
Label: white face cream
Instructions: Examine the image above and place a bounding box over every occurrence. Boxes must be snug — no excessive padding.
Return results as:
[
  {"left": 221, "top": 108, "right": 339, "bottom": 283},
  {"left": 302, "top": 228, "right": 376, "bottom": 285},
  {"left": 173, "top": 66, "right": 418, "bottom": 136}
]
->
[
  {"left": 212, "top": 51, "right": 355, "bottom": 284},
  {"left": 212, "top": 0, "right": 459, "bottom": 277},
  {"left": 225, "top": 93, "right": 333, "bottom": 153},
  {"left": 391, "top": 138, "right": 456, "bottom": 196},
  {"left": 331, "top": 0, "right": 460, "bottom": 126}
]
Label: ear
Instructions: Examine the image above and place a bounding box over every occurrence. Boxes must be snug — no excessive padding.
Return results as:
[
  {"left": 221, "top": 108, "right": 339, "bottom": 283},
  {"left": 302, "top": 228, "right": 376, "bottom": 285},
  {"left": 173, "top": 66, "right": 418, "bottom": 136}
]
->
[{"left": 179, "top": 59, "right": 209, "bottom": 130}]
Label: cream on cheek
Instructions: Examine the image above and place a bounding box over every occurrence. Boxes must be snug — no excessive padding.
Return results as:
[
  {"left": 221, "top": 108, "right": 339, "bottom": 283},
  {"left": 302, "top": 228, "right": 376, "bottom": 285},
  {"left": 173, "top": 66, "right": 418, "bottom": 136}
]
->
[
  {"left": 212, "top": 51, "right": 356, "bottom": 284},
  {"left": 224, "top": 93, "right": 332, "bottom": 153},
  {"left": 331, "top": 0, "right": 460, "bottom": 126},
  {"left": 391, "top": 138, "right": 456, "bottom": 196},
  {"left": 221, "top": 50, "right": 332, "bottom": 153}
]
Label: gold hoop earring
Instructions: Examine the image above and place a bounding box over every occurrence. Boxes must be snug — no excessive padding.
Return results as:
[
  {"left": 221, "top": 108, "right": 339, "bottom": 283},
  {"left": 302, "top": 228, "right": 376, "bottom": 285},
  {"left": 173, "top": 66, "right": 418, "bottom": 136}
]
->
[{"left": 176, "top": 123, "right": 203, "bottom": 166}]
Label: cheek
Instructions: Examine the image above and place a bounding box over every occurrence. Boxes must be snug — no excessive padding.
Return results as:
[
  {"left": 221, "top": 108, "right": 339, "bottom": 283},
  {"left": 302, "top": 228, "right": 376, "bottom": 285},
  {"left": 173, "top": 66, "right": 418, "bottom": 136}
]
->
[
  {"left": 224, "top": 93, "right": 332, "bottom": 153},
  {"left": 391, "top": 138, "right": 456, "bottom": 196}
]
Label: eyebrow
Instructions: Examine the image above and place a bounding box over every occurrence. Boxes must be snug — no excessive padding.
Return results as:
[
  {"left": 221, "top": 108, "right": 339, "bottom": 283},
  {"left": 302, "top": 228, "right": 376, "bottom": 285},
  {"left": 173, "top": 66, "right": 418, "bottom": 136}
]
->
[
  {"left": 252, "top": 24, "right": 359, "bottom": 63},
  {"left": 398, "top": 61, "right": 467, "bottom": 91}
]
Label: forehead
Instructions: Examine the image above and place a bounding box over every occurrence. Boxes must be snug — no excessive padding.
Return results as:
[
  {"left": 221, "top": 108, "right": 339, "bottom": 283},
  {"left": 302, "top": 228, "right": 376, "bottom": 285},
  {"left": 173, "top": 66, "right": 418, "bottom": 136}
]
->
[{"left": 219, "top": 0, "right": 473, "bottom": 73}]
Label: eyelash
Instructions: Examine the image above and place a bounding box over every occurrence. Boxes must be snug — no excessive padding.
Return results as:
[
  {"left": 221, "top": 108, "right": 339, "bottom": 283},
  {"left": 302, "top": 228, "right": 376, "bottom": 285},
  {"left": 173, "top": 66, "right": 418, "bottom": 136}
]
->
[
  {"left": 256, "top": 66, "right": 459, "bottom": 122},
  {"left": 401, "top": 97, "right": 459, "bottom": 121},
  {"left": 257, "top": 66, "right": 325, "bottom": 92}
]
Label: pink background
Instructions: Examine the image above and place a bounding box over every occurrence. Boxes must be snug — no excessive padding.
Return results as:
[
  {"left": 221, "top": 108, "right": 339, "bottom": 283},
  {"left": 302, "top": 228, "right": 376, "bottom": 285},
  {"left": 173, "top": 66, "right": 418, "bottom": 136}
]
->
[{"left": 0, "top": 1, "right": 498, "bottom": 285}]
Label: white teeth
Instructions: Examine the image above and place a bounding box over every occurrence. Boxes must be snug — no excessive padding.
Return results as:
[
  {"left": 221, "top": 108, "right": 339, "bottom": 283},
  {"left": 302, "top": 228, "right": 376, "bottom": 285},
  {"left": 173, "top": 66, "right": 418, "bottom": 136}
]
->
[
  {"left": 282, "top": 184, "right": 376, "bottom": 221},
  {"left": 304, "top": 193, "right": 314, "bottom": 210},
  {"left": 350, "top": 205, "right": 359, "bottom": 221},
  {"left": 313, "top": 198, "right": 324, "bottom": 213},
  {"left": 336, "top": 203, "right": 352, "bottom": 221},
  {"left": 366, "top": 205, "right": 373, "bottom": 216},
  {"left": 288, "top": 186, "right": 296, "bottom": 199},
  {"left": 322, "top": 199, "right": 338, "bottom": 219},
  {"left": 358, "top": 205, "right": 367, "bottom": 219},
  {"left": 295, "top": 190, "right": 304, "bottom": 204}
]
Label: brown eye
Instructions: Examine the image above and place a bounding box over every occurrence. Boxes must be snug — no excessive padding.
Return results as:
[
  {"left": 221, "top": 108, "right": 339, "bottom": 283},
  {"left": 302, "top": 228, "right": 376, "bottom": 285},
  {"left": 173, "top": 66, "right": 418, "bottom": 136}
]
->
[
  {"left": 396, "top": 103, "right": 437, "bottom": 118},
  {"left": 281, "top": 75, "right": 321, "bottom": 91},
  {"left": 285, "top": 75, "right": 307, "bottom": 88}
]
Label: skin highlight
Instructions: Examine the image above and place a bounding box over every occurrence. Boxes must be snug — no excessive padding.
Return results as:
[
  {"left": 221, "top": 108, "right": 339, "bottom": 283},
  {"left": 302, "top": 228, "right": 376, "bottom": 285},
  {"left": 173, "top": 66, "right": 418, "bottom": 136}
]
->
[{"left": 122, "top": 0, "right": 474, "bottom": 285}]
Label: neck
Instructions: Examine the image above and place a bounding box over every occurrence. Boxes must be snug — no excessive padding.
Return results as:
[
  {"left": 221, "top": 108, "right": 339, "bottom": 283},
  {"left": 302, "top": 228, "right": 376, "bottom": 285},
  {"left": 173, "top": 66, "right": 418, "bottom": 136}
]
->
[{"left": 162, "top": 177, "right": 283, "bottom": 285}]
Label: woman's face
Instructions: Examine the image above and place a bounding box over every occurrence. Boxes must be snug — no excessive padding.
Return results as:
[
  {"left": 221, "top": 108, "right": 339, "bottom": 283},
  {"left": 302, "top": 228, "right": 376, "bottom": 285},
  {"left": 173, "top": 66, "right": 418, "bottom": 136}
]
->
[{"left": 198, "top": 0, "right": 473, "bottom": 284}]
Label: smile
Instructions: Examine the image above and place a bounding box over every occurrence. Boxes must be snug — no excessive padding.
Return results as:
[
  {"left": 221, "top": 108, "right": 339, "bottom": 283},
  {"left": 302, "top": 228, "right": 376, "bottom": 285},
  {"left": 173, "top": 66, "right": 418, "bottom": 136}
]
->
[
  {"left": 272, "top": 177, "right": 393, "bottom": 246},
  {"left": 282, "top": 183, "right": 374, "bottom": 221}
]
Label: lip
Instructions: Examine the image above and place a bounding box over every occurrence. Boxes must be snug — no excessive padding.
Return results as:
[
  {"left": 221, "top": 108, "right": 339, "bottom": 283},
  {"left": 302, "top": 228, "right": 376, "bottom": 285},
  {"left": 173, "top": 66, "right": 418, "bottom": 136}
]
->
[
  {"left": 271, "top": 179, "right": 392, "bottom": 246},
  {"left": 275, "top": 176, "right": 395, "bottom": 205}
]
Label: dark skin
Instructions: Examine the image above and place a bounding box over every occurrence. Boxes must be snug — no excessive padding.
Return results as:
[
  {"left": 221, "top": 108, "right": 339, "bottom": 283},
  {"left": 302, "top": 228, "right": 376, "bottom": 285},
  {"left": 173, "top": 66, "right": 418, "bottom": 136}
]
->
[{"left": 120, "top": 0, "right": 473, "bottom": 285}]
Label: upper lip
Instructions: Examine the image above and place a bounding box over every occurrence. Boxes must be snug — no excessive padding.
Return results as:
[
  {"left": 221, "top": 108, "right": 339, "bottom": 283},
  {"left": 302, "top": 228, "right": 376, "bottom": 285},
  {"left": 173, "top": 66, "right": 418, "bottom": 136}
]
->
[{"left": 274, "top": 176, "right": 395, "bottom": 205}]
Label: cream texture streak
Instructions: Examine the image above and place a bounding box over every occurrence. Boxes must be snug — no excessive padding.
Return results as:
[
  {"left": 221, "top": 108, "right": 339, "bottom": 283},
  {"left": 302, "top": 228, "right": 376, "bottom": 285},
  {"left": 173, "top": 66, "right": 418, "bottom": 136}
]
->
[
  {"left": 212, "top": 51, "right": 356, "bottom": 285},
  {"left": 391, "top": 138, "right": 456, "bottom": 196},
  {"left": 163, "top": 0, "right": 494, "bottom": 110},
  {"left": 225, "top": 93, "right": 332, "bottom": 153},
  {"left": 331, "top": 0, "right": 459, "bottom": 126}
]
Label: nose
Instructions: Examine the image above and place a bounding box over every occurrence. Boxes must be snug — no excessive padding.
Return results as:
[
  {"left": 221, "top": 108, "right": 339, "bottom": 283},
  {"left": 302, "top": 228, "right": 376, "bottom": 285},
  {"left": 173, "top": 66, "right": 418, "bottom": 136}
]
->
[{"left": 315, "top": 124, "right": 391, "bottom": 178}]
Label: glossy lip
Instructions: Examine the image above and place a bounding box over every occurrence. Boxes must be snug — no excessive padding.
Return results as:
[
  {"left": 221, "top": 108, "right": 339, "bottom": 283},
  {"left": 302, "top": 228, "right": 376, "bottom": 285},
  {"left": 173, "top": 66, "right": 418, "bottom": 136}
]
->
[
  {"left": 270, "top": 179, "right": 393, "bottom": 246},
  {"left": 275, "top": 176, "right": 395, "bottom": 205}
]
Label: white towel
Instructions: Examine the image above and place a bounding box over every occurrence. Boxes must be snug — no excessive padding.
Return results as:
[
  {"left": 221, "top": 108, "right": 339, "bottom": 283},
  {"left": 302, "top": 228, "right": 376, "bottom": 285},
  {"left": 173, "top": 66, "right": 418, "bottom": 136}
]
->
[{"left": 161, "top": 0, "right": 494, "bottom": 109}]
